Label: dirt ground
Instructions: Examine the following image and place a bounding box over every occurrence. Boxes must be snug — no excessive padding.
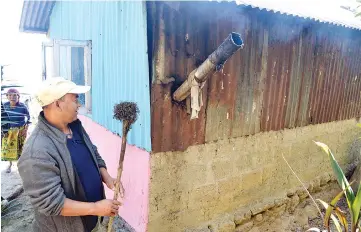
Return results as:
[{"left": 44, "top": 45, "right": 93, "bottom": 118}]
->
[
  {"left": 248, "top": 181, "right": 353, "bottom": 232},
  {"left": 1, "top": 161, "right": 33, "bottom": 232}
]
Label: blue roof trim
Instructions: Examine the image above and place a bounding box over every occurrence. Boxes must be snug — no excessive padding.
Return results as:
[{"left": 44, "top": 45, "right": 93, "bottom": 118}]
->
[{"left": 19, "top": 0, "right": 56, "bottom": 33}]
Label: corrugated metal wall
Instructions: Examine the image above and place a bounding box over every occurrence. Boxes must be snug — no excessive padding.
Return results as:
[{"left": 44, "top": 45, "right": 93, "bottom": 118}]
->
[
  {"left": 149, "top": 2, "right": 361, "bottom": 153},
  {"left": 48, "top": 1, "right": 151, "bottom": 151}
]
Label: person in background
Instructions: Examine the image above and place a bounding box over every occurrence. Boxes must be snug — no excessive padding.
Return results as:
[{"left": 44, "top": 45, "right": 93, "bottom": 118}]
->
[
  {"left": 1, "top": 88, "right": 31, "bottom": 173},
  {"left": 17, "top": 77, "right": 123, "bottom": 232}
]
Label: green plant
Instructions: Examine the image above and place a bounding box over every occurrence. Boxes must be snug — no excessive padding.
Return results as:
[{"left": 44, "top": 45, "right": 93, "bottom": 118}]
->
[{"left": 314, "top": 142, "right": 361, "bottom": 232}]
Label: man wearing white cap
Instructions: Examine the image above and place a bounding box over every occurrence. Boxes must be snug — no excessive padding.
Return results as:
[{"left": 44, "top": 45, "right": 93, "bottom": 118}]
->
[{"left": 18, "top": 77, "right": 122, "bottom": 232}]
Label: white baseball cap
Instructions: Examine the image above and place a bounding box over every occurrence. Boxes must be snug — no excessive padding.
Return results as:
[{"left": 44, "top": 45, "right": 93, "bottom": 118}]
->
[{"left": 35, "top": 77, "right": 90, "bottom": 107}]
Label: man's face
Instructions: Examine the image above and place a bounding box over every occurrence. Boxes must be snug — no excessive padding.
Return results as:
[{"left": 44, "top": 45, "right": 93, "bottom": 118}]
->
[{"left": 57, "top": 93, "right": 81, "bottom": 122}]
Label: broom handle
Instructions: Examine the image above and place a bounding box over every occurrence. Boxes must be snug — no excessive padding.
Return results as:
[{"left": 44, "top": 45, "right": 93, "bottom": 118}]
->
[{"left": 107, "top": 121, "right": 129, "bottom": 232}]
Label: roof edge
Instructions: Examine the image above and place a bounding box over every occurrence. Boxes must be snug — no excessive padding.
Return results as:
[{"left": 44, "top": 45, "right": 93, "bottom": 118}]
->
[{"left": 19, "top": 0, "right": 56, "bottom": 34}]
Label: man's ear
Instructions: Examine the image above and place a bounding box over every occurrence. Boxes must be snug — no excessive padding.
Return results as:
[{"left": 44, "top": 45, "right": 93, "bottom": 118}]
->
[{"left": 55, "top": 101, "right": 62, "bottom": 111}]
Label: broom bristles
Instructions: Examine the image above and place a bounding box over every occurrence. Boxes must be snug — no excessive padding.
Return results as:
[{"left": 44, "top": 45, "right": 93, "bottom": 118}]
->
[{"left": 113, "top": 102, "right": 139, "bottom": 124}]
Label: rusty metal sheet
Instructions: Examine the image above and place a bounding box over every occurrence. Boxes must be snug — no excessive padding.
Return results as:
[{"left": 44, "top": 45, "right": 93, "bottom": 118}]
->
[
  {"left": 149, "top": 2, "right": 361, "bottom": 153},
  {"left": 149, "top": 2, "right": 210, "bottom": 152},
  {"left": 230, "top": 12, "right": 266, "bottom": 138}
]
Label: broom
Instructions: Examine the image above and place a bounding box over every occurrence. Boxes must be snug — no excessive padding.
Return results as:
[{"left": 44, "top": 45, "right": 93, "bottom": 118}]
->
[{"left": 107, "top": 102, "right": 139, "bottom": 232}]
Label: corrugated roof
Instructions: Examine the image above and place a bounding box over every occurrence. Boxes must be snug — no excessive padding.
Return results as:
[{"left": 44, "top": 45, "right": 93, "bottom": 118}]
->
[
  {"left": 228, "top": 0, "right": 361, "bottom": 30},
  {"left": 20, "top": 0, "right": 361, "bottom": 33},
  {"left": 19, "top": 0, "right": 55, "bottom": 33}
]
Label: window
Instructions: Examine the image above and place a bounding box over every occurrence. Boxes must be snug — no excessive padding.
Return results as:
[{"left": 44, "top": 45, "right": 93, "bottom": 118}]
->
[{"left": 42, "top": 40, "right": 92, "bottom": 114}]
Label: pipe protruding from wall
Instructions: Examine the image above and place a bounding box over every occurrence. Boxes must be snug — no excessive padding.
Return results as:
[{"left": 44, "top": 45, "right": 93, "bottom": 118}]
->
[
  {"left": 172, "top": 32, "right": 243, "bottom": 119},
  {"left": 173, "top": 32, "right": 244, "bottom": 102}
]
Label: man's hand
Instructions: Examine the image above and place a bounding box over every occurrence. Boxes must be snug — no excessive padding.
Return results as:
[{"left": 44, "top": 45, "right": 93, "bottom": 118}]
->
[
  {"left": 92, "top": 199, "right": 121, "bottom": 216},
  {"left": 104, "top": 176, "right": 125, "bottom": 199},
  {"left": 100, "top": 168, "right": 125, "bottom": 199}
]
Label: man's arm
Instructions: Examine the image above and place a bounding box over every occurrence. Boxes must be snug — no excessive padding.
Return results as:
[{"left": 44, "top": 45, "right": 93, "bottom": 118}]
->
[
  {"left": 18, "top": 151, "right": 120, "bottom": 217},
  {"left": 82, "top": 129, "right": 124, "bottom": 196},
  {"left": 90, "top": 144, "right": 113, "bottom": 186},
  {"left": 61, "top": 198, "right": 120, "bottom": 216},
  {"left": 99, "top": 167, "right": 125, "bottom": 198},
  {"left": 92, "top": 144, "right": 107, "bottom": 169},
  {"left": 18, "top": 154, "right": 65, "bottom": 216}
]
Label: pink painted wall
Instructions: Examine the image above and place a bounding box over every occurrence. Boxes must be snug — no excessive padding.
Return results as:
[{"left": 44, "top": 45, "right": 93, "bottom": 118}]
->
[{"left": 79, "top": 115, "right": 150, "bottom": 232}]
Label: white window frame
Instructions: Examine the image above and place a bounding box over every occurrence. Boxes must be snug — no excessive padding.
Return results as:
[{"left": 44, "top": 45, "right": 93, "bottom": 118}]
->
[{"left": 42, "top": 39, "right": 92, "bottom": 114}]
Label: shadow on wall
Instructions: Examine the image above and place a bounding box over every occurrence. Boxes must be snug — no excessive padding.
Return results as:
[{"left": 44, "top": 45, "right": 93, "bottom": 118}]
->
[
  {"left": 345, "top": 129, "right": 361, "bottom": 178},
  {"left": 345, "top": 120, "right": 361, "bottom": 179}
]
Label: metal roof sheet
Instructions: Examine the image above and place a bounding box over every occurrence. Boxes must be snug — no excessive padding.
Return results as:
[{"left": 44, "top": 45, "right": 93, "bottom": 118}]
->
[
  {"left": 228, "top": 0, "right": 361, "bottom": 30},
  {"left": 20, "top": 0, "right": 361, "bottom": 33},
  {"left": 19, "top": 0, "right": 55, "bottom": 33}
]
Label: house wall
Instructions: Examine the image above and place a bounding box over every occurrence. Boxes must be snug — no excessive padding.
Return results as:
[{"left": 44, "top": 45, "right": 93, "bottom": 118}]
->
[
  {"left": 49, "top": 1, "right": 151, "bottom": 151},
  {"left": 48, "top": 2, "right": 151, "bottom": 231},
  {"left": 147, "top": 4, "right": 361, "bottom": 229},
  {"left": 79, "top": 115, "right": 150, "bottom": 232},
  {"left": 148, "top": 119, "right": 361, "bottom": 232},
  {"left": 148, "top": 2, "right": 361, "bottom": 153}
]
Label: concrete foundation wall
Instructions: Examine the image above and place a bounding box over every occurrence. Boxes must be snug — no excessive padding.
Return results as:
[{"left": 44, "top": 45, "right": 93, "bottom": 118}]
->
[{"left": 148, "top": 119, "right": 361, "bottom": 232}]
